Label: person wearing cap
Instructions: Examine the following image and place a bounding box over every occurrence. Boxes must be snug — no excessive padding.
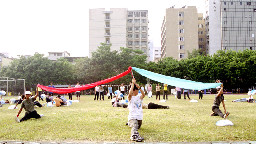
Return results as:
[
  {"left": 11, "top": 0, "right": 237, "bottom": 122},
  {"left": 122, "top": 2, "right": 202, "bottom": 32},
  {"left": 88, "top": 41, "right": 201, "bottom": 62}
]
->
[
  {"left": 127, "top": 78, "right": 145, "bottom": 142},
  {"left": 15, "top": 87, "right": 42, "bottom": 123},
  {"left": 211, "top": 82, "right": 230, "bottom": 119}
]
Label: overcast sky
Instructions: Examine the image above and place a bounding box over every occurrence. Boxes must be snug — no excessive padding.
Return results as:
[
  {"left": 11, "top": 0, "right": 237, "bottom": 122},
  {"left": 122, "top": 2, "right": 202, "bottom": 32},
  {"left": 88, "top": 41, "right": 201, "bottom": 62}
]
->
[{"left": 0, "top": 0, "right": 205, "bottom": 58}]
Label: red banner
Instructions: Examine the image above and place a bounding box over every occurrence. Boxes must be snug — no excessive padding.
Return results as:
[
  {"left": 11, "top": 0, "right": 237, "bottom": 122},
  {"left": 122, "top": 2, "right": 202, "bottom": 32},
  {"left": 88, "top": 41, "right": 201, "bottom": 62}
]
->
[{"left": 37, "top": 66, "right": 132, "bottom": 94}]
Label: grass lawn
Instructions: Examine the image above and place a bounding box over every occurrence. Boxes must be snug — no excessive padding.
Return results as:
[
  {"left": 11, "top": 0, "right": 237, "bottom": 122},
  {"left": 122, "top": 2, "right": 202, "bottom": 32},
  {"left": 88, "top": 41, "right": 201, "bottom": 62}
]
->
[{"left": 0, "top": 94, "right": 255, "bottom": 142}]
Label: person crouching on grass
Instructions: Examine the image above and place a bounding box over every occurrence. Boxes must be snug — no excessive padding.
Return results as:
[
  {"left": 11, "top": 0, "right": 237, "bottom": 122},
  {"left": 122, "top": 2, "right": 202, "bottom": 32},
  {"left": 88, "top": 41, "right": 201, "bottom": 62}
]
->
[
  {"left": 15, "top": 87, "right": 43, "bottom": 123},
  {"left": 211, "top": 82, "right": 230, "bottom": 119},
  {"left": 128, "top": 78, "right": 145, "bottom": 142}
]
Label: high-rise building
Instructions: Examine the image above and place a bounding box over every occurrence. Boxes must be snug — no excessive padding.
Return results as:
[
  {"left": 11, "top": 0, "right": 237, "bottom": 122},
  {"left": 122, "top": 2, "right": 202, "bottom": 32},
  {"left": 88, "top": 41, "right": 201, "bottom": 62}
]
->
[
  {"left": 154, "top": 47, "right": 161, "bottom": 62},
  {"left": 161, "top": 6, "right": 199, "bottom": 60},
  {"left": 89, "top": 8, "right": 149, "bottom": 57},
  {"left": 198, "top": 13, "right": 207, "bottom": 54},
  {"left": 209, "top": 0, "right": 256, "bottom": 55}
]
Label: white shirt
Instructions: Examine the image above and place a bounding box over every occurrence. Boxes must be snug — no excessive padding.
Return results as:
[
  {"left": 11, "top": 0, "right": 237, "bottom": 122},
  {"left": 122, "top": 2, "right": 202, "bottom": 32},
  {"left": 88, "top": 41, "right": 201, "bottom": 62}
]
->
[
  {"left": 75, "top": 84, "right": 81, "bottom": 92},
  {"left": 128, "top": 94, "right": 143, "bottom": 121},
  {"left": 120, "top": 86, "right": 125, "bottom": 91},
  {"left": 95, "top": 86, "right": 99, "bottom": 92}
]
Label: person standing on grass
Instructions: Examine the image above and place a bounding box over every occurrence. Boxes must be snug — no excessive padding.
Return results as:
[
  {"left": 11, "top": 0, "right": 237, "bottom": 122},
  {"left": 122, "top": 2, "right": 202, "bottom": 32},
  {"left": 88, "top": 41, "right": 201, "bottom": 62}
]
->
[
  {"left": 183, "top": 89, "right": 190, "bottom": 100},
  {"left": 94, "top": 85, "right": 99, "bottom": 100},
  {"left": 75, "top": 82, "right": 81, "bottom": 101},
  {"left": 15, "top": 87, "right": 43, "bottom": 123},
  {"left": 99, "top": 85, "right": 104, "bottom": 101},
  {"left": 147, "top": 84, "right": 152, "bottom": 98},
  {"left": 108, "top": 84, "right": 113, "bottom": 99},
  {"left": 211, "top": 82, "right": 230, "bottom": 119},
  {"left": 68, "top": 84, "right": 73, "bottom": 100},
  {"left": 48, "top": 82, "right": 55, "bottom": 96},
  {"left": 120, "top": 83, "right": 125, "bottom": 100},
  {"left": 199, "top": 90, "right": 203, "bottom": 99},
  {"left": 128, "top": 78, "right": 145, "bottom": 142},
  {"left": 38, "top": 87, "right": 43, "bottom": 101},
  {"left": 163, "top": 84, "right": 168, "bottom": 100},
  {"left": 156, "top": 83, "right": 161, "bottom": 100}
]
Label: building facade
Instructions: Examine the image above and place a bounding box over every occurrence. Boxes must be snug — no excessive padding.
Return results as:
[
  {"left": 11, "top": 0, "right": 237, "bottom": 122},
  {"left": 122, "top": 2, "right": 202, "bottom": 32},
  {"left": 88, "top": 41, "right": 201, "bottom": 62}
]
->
[
  {"left": 89, "top": 8, "right": 149, "bottom": 57},
  {"left": 161, "top": 6, "right": 199, "bottom": 60},
  {"left": 198, "top": 13, "right": 207, "bottom": 54},
  {"left": 48, "top": 51, "right": 70, "bottom": 61},
  {"left": 209, "top": 0, "right": 256, "bottom": 55}
]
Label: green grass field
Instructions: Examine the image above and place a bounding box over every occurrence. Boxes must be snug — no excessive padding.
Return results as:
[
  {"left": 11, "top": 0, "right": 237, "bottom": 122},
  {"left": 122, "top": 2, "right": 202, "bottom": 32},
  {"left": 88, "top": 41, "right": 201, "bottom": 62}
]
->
[{"left": 0, "top": 94, "right": 255, "bottom": 142}]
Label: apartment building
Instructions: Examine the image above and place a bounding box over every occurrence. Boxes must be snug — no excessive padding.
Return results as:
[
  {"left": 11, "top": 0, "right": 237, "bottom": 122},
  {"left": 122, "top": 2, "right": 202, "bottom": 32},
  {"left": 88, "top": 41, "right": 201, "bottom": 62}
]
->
[
  {"left": 209, "top": 0, "right": 256, "bottom": 55},
  {"left": 198, "top": 13, "right": 207, "bottom": 54},
  {"left": 89, "top": 8, "right": 149, "bottom": 57},
  {"left": 48, "top": 51, "right": 70, "bottom": 61},
  {"left": 161, "top": 6, "right": 198, "bottom": 60}
]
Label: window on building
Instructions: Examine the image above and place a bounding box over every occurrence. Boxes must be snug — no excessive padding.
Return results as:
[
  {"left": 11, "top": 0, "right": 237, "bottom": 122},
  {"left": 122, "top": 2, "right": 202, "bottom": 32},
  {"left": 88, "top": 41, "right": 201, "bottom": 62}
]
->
[
  {"left": 106, "top": 38, "right": 110, "bottom": 44},
  {"left": 240, "top": 2, "right": 242, "bottom": 5},
  {"left": 180, "top": 53, "right": 185, "bottom": 59},
  {"left": 141, "top": 26, "right": 147, "bottom": 31},
  {"left": 128, "top": 27, "right": 133, "bottom": 31},
  {"left": 142, "top": 19, "right": 147, "bottom": 23},
  {"left": 135, "top": 19, "right": 140, "bottom": 23},
  {"left": 179, "top": 12, "right": 184, "bottom": 17},
  {"left": 247, "top": 2, "right": 251, "bottom": 5},
  {"left": 198, "top": 24, "right": 203, "bottom": 28},
  {"left": 199, "top": 38, "right": 204, "bottom": 42},
  {"left": 141, "top": 12, "right": 147, "bottom": 17},
  {"left": 135, "top": 34, "right": 139, "bottom": 38},
  {"left": 231, "top": 2, "right": 233, "bottom": 5},
  {"left": 179, "top": 45, "right": 184, "bottom": 49},
  {"left": 198, "top": 17, "right": 203, "bottom": 20},
  {"left": 224, "top": 8, "right": 226, "bottom": 11},
  {"left": 179, "top": 20, "right": 184, "bottom": 25},
  {"left": 135, "top": 27, "right": 140, "bottom": 31},
  {"left": 179, "top": 29, "right": 184, "bottom": 33},
  {"left": 141, "top": 33, "right": 147, "bottom": 38},
  {"left": 250, "top": 47, "right": 253, "bottom": 50},
  {"left": 57, "top": 53, "right": 62, "bottom": 56},
  {"left": 128, "top": 41, "right": 133, "bottom": 46},
  {"left": 141, "top": 41, "right": 147, "bottom": 46},
  {"left": 224, "top": 2, "right": 226, "bottom": 5},
  {"left": 128, "top": 12, "right": 133, "bottom": 17},
  {"left": 199, "top": 45, "right": 204, "bottom": 49},
  {"left": 135, "top": 41, "right": 140, "bottom": 46},
  {"left": 179, "top": 37, "right": 184, "bottom": 41},
  {"left": 135, "top": 12, "right": 140, "bottom": 17},
  {"left": 128, "top": 34, "right": 133, "bottom": 38},
  {"left": 128, "top": 19, "right": 133, "bottom": 23}
]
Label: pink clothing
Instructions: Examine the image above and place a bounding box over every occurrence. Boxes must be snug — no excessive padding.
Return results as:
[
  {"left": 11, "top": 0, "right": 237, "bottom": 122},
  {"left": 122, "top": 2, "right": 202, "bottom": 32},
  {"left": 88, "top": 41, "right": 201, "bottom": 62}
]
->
[
  {"left": 176, "top": 87, "right": 181, "bottom": 91},
  {"left": 148, "top": 86, "right": 152, "bottom": 91}
]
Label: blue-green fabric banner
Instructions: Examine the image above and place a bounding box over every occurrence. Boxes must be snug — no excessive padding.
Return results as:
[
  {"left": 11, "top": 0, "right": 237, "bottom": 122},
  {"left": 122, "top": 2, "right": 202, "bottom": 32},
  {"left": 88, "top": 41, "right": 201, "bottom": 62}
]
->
[{"left": 132, "top": 67, "right": 221, "bottom": 90}]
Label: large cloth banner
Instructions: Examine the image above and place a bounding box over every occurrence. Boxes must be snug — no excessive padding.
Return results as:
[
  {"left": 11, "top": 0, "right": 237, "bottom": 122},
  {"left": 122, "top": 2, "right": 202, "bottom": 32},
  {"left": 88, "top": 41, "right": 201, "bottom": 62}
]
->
[
  {"left": 37, "top": 66, "right": 132, "bottom": 94},
  {"left": 132, "top": 67, "right": 221, "bottom": 90}
]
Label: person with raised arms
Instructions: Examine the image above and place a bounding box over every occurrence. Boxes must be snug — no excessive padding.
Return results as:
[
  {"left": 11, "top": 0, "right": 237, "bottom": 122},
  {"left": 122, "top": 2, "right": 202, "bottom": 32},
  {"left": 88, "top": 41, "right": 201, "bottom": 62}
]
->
[
  {"left": 127, "top": 78, "right": 145, "bottom": 142},
  {"left": 15, "top": 87, "right": 43, "bottom": 123},
  {"left": 211, "top": 81, "right": 230, "bottom": 119}
]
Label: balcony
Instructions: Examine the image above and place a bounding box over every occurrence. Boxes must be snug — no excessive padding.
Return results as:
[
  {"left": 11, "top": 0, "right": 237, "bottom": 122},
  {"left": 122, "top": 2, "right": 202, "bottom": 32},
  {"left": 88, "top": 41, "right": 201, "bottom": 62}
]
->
[
  {"left": 104, "top": 33, "right": 111, "bottom": 37},
  {"left": 105, "top": 16, "right": 111, "bottom": 21},
  {"left": 105, "top": 25, "right": 111, "bottom": 29}
]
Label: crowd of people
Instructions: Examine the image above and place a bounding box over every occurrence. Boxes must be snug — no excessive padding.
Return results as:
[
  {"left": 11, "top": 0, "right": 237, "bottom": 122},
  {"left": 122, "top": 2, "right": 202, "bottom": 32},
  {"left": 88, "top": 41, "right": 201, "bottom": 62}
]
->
[{"left": 3, "top": 78, "right": 256, "bottom": 142}]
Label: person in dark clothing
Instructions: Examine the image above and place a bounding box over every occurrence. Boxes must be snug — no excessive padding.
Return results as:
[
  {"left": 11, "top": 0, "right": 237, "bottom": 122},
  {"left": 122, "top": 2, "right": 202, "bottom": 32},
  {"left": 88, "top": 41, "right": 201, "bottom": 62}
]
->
[
  {"left": 68, "top": 84, "right": 73, "bottom": 100},
  {"left": 16, "top": 88, "right": 43, "bottom": 123},
  {"left": 183, "top": 89, "right": 190, "bottom": 100},
  {"left": 143, "top": 102, "right": 169, "bottom": 109},
  {"left": 211, "top": 83, "right": 230, "bottom": 118},
  {"left": 199, "top": 90, "right": 203, "bottom": 99}
]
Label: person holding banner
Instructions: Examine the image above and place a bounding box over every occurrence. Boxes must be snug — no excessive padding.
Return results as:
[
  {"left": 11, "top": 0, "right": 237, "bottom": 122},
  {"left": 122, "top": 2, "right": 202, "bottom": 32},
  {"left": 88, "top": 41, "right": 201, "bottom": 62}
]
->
[{"left": 128, "top": 78, "right": 145, "bottom": 142}]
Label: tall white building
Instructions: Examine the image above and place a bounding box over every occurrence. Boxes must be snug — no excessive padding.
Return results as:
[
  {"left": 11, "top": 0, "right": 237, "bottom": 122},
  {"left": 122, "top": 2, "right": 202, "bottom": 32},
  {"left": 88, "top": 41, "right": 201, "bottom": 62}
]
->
[
  {"left": 208, "top": 0, "right": 256, "bottom": 55},
  {"left": 89, "top": 8, "right": 149, "bottom": 57}
]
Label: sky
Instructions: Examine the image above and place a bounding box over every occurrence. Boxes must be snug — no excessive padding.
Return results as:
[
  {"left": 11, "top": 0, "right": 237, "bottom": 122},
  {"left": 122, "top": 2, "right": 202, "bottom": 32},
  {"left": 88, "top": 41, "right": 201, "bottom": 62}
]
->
[{"left": 0, "top": 0, "right": 206, "bottom": 58}]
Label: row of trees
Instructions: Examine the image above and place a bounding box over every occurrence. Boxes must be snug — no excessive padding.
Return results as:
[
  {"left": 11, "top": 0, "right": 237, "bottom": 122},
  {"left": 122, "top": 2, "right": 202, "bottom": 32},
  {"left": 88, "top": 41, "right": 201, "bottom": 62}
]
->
[{"left": 1, "top": 43, "right": 256, "bottom": 93}]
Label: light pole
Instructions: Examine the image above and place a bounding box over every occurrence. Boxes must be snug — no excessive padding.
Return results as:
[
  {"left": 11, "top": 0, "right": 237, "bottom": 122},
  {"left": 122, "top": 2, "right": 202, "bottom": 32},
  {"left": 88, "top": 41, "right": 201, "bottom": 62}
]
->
[{"left": 17, "top": 79, "right": 26, "bottom": 95}]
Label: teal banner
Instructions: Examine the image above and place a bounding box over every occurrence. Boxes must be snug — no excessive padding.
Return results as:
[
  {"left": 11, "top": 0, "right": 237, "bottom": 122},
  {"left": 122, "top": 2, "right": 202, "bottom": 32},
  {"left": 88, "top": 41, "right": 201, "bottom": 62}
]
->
[{"left": 132, "top": 67, "right": 221, "bottom": 90}]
